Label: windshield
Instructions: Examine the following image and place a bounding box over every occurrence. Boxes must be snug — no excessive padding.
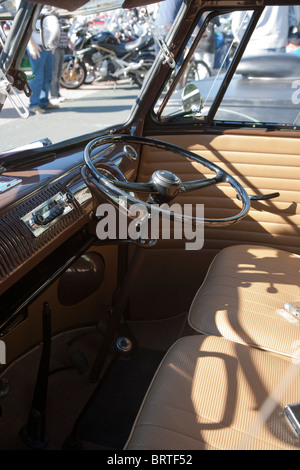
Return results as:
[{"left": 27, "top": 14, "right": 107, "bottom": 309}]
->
[{"left": 0, "top": 0, "right": 160, "bottom": 154}]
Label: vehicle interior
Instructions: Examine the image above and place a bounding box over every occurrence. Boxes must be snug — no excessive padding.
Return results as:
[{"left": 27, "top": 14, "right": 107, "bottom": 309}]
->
[{"left": 0, "top": 0, "right": 300, "bottom": 451}]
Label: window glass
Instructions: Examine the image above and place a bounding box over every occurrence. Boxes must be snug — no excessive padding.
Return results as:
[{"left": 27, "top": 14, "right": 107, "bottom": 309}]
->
[
  {"left": 215, "top": 6, "right": 300, "bottom": 127},
  {"left": 155, "top": 10, "right": 254, "bottom": 120},
  {"left": 156, "top": 5, "right": 300, "bottom": 129},
  {"left": 0, "top": 5, "right": 158, "bottom": 154}
]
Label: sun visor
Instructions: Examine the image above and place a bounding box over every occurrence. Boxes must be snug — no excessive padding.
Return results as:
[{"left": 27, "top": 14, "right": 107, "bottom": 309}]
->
[
  {"left": 59, "top": 0, "right": 164, "bottom": 16},
  {"left": 122, "top": 0, "right": 164, "bottom": 7}
]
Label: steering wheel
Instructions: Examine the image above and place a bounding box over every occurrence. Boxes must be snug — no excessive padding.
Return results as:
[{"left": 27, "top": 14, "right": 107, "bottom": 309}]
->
[{"left": 83, "top": 134, "right": 250, "bottom": 227}]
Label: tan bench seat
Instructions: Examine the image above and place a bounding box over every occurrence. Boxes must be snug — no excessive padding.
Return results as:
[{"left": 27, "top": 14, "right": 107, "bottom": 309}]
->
[
  {"left": 125, "top": 335, "right": 300, "bottom": 450},
  {"left": 189, "top": 245, "right": 300, "bottom": 359}
]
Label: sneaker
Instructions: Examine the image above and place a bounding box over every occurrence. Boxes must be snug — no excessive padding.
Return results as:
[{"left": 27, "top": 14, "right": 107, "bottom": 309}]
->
[
  {"left": 50, "top": 97, "right": 65, "bottom": 105},
  {"left": 50, "top": 98, "right": 61, "bottom": 106},
  {"left": 30, "top": 106, "right": 46, "bottom": 114},
  {"left": 44, "top": 102, "right": 59, "bottom": 110}
]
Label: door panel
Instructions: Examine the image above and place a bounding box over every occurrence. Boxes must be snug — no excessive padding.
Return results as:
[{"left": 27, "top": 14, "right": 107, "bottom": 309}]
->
[{"left": 138, "top": 132, "right": 300, "bottom": 254}]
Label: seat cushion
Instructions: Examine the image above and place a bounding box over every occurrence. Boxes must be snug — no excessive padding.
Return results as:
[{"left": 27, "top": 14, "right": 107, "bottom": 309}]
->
[
  {"left": 189, "top": 245, "right": 300, "bottom": 359},
  {"left": 125, "top": 335, "right": 300, "bottom": 450}
]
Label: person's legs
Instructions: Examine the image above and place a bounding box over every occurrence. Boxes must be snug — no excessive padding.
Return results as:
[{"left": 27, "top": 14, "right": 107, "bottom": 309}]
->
[
  {"left": 39, "top": 50, "right": 54, "bottom": 108},
  {"left": 27, "top": 50, "right": 45, "bottom": 110},
  {"left": 50, "top": 48, "right": 62, "bottom": 99},
  {"left": 56, "top": 48, "right": 65, "bottom": 99}
]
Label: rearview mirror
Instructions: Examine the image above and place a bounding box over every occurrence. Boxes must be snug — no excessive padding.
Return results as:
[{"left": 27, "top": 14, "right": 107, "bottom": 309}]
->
[
  {"left": 182, "top": 83, "right": 203, "bottom": 114},
  {"left": 40, "top": 15, "right": 60, "bottom": 51}
]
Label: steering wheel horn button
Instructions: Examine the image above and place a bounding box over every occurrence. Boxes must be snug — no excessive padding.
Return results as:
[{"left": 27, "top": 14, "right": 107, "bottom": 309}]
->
[
  {"left": 151, "top": 170, "right": 182, "bottom": 203},
  {"left": 152, "top": 170, "right": 181, "bottom": 186}
]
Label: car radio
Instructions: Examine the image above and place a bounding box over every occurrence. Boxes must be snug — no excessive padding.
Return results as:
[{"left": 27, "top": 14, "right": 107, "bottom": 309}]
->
[{"left": 21, "top": 192, "right": 74, "bottom": 237}]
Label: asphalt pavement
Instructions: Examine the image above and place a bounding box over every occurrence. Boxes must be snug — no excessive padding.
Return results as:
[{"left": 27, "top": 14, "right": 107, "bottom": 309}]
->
[{"left": 0, "top": 79, "right": 140, "bottom": 153}]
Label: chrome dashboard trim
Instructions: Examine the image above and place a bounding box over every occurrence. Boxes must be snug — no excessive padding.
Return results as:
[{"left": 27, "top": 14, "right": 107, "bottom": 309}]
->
[
  {"left": 21, "top": 191, "right": 74, "bottom": 237},
  {"left": 0, "top": 175, "right": 22, "bottom": 193}
]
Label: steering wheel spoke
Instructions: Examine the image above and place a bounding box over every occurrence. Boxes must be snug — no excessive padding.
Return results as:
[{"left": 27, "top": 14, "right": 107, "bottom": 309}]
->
[
  {"left": 181, "top": 171, "right": 224, "bottom": 192},
  {"left": 113, "top": 180, "right": 156, "bottom": 193}
]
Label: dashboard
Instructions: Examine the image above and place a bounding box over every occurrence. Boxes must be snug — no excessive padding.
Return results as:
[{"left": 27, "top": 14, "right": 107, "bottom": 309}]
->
[{"left": 0, "top": 140, "right": 139, "bottom": 333}]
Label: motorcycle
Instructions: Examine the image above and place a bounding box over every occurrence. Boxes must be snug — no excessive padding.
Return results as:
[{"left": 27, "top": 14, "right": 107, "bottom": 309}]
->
[{"left": 60, "top": 22, "right": 155, "bottom": 89}]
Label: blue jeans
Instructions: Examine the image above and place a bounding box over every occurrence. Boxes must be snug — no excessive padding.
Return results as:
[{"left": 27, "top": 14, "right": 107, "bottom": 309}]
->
[
  {"left": 50, "top": 47, "right": 65, "bottom": 98},
  {"left": 27, "top": 47, "right": 53, "bottom": 109}
]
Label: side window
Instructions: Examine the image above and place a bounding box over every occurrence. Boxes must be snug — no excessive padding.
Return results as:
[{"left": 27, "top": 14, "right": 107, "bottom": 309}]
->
[
  {"left": 155, "top": 10, "right": 255, "bottom": 120},
  {"left": 215, "top": 6, "right": 300, "bottom": 127},
  {"left": 155, "top": 6, "right": 300, "bottom": 129}
]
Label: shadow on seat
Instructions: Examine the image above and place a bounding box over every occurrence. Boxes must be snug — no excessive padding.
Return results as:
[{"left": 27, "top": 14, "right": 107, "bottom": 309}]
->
[
  {"left": 188, "top": 244, "right": 300, "bottom": 360},
  {"left": 125, "top": 246, "right": 300, "bottom": 450},
  {"left": 125, "top": 335, "right": 300, "bottom": 450}
]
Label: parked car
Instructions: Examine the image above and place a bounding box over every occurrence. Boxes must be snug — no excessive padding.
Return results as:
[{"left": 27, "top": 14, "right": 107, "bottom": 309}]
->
[{"left": 0, "top": 0, "right": 299, "bottom": 453}]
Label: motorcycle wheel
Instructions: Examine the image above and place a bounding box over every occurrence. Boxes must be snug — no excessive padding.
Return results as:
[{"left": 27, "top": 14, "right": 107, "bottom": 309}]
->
[
  {"left": 181, "top": 59, "right": 211, "bottom": 87},
  {"left": 60, "top": 59, "right": 87, "bottom": 89},
  {"left": 131, "top": 54, "right": 155, "bottom": 88}
]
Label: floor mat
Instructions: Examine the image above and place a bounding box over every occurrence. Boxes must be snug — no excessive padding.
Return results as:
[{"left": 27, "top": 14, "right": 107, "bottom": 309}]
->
[{"left": 73, "top": 348, "right": 165, "bottom": 449}]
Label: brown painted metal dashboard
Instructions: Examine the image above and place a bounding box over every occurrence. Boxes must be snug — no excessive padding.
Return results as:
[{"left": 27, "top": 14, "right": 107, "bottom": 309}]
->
[{"left": 0, "top": 141, "right": 139, "bottom": 333}]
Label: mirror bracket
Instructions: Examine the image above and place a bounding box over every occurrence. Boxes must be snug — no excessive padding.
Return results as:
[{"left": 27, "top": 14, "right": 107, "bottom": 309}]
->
[{"left": 143, "top": 8, "right": 175, "bottom": 68}]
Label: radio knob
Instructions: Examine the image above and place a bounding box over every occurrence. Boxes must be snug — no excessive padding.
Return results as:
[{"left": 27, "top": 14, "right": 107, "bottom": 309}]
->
[
  {"left": 33, "top": 213, "right": 44, "bottom": 225},
  {"left": 65, "top": 192, "right": 74, "bottom": 202}
]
